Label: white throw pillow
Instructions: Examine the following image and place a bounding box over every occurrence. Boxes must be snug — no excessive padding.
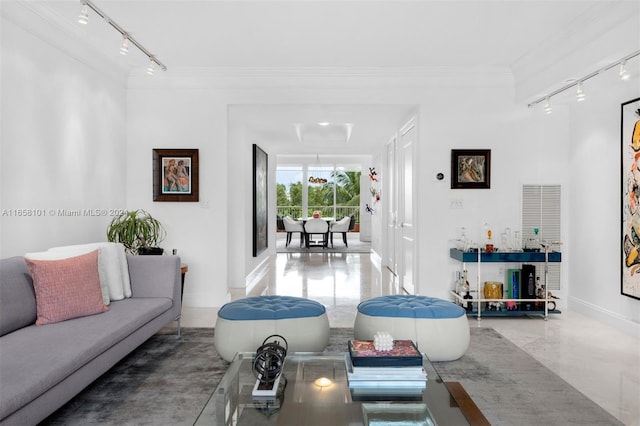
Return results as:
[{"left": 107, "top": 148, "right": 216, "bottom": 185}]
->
[{"left": 47, "top": 243, "right": 131, "bottom": 301}]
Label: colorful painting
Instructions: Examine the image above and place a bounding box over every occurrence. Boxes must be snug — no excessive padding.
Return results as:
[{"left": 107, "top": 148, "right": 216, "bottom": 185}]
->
[
  {"left": 621, "top": 97, "right": 640, "bottom": 300},
  {"left": 451, "top": 149, "right": 491, "bottom": 189},
  {"left": 162, "top": 157, "right": 191, "bottom": 194},
  {"left": 153, "top": 149, "right": 199, "bottom": 202}
]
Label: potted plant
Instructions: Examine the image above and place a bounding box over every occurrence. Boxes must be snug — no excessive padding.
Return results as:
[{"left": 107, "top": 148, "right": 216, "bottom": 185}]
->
[{"left": 107, "top": 209, "right": 166, "bottom": 255}]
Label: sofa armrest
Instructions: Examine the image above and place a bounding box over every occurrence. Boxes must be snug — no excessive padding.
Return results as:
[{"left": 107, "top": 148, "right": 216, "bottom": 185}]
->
[{"left": 126, "top": 254, "right": 182, "bottom": 320}]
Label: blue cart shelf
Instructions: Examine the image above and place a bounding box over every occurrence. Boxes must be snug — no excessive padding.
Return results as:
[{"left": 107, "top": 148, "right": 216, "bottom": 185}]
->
[{"left": 449, "top": 248, "right": 562, "bottom": 320}]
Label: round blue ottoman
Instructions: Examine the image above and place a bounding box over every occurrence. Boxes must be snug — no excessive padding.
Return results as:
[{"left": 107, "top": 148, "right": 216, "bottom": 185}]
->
[
  {"left": 354, "top": 295, "right": 470, "bottom": 361},
  {"left": 214, "top": 295, "right": 330, "bottom": 362}
]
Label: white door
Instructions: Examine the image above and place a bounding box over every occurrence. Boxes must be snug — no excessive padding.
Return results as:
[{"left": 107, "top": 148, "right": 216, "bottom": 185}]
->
[
  {"left": 385, "top": 137, "right": 397, "bottom": 275},
  {"left": 399, "top": 119, "right": 416, "bottom": 294}
]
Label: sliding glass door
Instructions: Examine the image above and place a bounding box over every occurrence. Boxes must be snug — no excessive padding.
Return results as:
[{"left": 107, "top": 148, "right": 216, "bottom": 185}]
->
[{"left": 276, "top": 162, "right": 360, "bottom": 224}]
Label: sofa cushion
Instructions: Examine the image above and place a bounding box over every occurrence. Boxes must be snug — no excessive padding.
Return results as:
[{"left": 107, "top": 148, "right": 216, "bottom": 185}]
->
[
  {"left": 25, "top": 247, "right": 110, "bottom": 306},
  {"left": 0, "top": 257, "right": 37, "bottom": 337},
  {"left": 24, "top": 250, "right": 109, "bottom": 325},
  {"left": 48, "top": 242, "right": 131, "bottom": 301},
  {"left": 0, "top": 297, "right": 171, "bottom": 420}
]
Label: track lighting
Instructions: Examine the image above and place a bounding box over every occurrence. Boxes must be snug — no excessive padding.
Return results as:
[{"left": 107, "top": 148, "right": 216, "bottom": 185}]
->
[
  {"left": 620, "top": 60, "right": 630, "bottom": 81},
  {"left": 576, "top": 81, "right": 585, "bottom": 102},
  {"left": 78, "top": 3, "right": 89, "bottom": 25},
  {"left": 77, "top": 0, "right": 167, "bottom": 73},
  {"left": 119, "top": 37, "right": 129, "bottom": 56},
  {"left": 528, "top": 50, "right": 638, "bottom": 112},
  {"left": 146, "top": 59, "right": 155, "bottom": 75}
]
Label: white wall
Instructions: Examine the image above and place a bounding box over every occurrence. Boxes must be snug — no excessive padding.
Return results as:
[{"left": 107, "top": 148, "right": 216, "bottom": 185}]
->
[
  {"left": 0, "top": 15, "right": 127, "bottom": 257},
  {"left": 125, "top": 86, "right": 229, "bottom": 307},
  {"left": 566, "top": 71, "right": 640, "bottom": 336},
  {"left": 128, "top": 69, "right": 534, "bottom": 309}
]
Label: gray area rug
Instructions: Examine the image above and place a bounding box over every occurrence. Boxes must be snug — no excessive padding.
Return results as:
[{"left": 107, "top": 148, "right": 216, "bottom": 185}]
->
[
  {"left": 42, "top": 327, "right": 620, "bottom": 425},
  {"left": 431, "top": 328, "right": 622, "bottom": 426}
]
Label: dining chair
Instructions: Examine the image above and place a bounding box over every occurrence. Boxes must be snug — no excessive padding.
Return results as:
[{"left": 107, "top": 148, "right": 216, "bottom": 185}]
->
[
  {"left": 303, "top": 218, "right": 329, "bottom": 248},
  {"left": 283, "top": 216, "right": 304, "bottom": 247},
  {"left": 330, "top": 216, "right": 351, "bottom": 248}
]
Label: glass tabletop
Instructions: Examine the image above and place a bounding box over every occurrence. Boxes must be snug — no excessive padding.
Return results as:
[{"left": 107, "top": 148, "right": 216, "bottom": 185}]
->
[{"left": 194, "top": 352, "right": 469, "bottom": 426}]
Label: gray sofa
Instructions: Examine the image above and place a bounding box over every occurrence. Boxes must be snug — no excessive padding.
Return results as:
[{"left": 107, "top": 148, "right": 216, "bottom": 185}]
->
[{"left": 0, "top": 254, "right": 182, "bottom": 425}]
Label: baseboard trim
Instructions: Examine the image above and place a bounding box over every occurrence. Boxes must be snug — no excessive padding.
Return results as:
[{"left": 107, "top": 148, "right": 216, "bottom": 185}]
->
[{"left": 568, "top": 296, "right": 640, "bottom": 338}]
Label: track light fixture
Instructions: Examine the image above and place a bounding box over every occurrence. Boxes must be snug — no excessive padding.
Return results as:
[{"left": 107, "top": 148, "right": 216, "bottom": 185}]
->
[
  {"left": 119, "top": 37, "right": 129, "bottom": 56},
  {"left": 576, "top": 81, "right": 585, "bottom": 102},
  {"left": 78, "top": 3, "right": 89, "bottom": 25},
  {"left": 77, "top": 0, "right": 167, "bottom": 73},
  {"left": 620, "top": 60, "right": 630, "bottom": 81},
  {"left": 528, "top": 50, "right": 639, "bottom": 112},
  {"left": 146, "top": 59, "right": 155, "bottom": 75}
]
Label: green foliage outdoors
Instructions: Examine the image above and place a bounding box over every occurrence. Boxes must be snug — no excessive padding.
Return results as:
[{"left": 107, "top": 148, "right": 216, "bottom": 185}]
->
[{"left": 277, "top": 170, "right": 361, "bottom": 213}]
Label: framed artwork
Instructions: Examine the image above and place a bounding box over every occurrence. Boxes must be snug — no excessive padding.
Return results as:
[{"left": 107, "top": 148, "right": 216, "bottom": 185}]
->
[
  {"left": 621, "top": 97, "right": 640, "bottom": 300},
  {"left": 153, "top": 149, "right": 199, "bottom": 202},
  {"left": 451, "top": 149, "right": 491, "bottom": 189},
  {"left": 253, "top": 144, "right": 268, "bottom": 257}
]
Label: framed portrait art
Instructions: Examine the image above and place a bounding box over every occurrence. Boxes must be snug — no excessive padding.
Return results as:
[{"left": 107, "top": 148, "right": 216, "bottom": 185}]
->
[
  {"left": 153, "top": 149, "right": 199, "bottom": 202},
  {"left": 451, "top": 149, "right": 491, "bottom": 189},
  {"left": 621, "top": 97, "right": 640, "bottom": 300}
]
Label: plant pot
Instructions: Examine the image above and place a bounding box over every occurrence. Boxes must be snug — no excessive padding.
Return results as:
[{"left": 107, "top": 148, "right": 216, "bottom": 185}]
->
[{"left": 138, "top": 247, "right": 164, "bottom": 255}]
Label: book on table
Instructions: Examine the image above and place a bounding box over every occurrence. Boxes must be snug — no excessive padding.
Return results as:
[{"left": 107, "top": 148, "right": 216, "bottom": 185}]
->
[
  {"left": 348, "top": 340, "right": 423, "bottom": 367},
  {"left": 345, "top": 340, "right": 427, "bottom": 388}
]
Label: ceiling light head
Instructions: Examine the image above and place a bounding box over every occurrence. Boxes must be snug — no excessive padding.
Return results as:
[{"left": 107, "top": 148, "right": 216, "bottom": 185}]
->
[
  {"left": 120, "top": 37, "right": 129, "bottom": 56},
  {"left": 317, "top": 122, "right": 330, "bottom": 127},
  {"left": 146, "top": 59, "right": 155, "bottom": 75},
  {"left": 576, "top": 82, "right": 586, "bottom": 102},
  {"left": 544, "top": 98, "right": 553, "bottom": 114},
  {"left": 78, "top": 3, "right": 89, "bottom": 25},
  {"left": 620, "top": 60, "right": 630, "bottom": 81}
]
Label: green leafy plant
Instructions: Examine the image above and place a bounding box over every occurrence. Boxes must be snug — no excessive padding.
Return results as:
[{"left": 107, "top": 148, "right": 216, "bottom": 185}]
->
[{"left": 106, "top": 210, "right": 166, "bottom": 254}]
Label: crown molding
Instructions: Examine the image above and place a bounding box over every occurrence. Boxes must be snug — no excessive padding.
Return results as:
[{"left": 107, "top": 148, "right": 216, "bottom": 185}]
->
[{"left": 128, "top": 66, "right": 514, "bottom": 90}]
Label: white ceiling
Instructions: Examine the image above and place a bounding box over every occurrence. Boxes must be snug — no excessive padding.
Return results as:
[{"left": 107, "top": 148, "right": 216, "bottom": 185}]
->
[
  {"left": 43, "top": 0, "right": 599, "bottom": 69},
  {"left": 26, "top": 1, "right": 610, "bottom": 155}
]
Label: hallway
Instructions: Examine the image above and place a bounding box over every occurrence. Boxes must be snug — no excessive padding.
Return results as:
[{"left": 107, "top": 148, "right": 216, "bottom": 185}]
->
[{"left": 181, "top": 252, "right": 640, "bottom": 425}]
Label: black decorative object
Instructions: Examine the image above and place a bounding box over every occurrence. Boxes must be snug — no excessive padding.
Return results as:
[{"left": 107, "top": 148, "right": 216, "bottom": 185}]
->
[{"left": 252, "top": 335, "right": 288, "bottom": 398}]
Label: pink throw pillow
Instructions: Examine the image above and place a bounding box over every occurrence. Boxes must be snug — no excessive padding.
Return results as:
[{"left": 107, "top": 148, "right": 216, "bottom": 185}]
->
[{"left": 25, "top": 250, "right": 109, "bottom": 325}]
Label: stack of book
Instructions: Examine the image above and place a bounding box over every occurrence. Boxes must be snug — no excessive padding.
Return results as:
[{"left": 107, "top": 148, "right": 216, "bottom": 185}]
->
[{"left": 345, "top": 340, "right": 427, "bottom": 396}]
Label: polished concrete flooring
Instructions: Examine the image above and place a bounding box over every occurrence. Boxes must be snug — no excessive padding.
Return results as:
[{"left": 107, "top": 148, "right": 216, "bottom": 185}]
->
[{"left": 181, "top": 252, "right": 640, "bottom": 426}]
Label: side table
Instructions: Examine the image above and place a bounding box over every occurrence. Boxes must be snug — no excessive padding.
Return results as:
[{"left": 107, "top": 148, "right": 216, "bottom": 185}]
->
[{"left": 180, "top": 264, "right": 188, "bottom": 302}]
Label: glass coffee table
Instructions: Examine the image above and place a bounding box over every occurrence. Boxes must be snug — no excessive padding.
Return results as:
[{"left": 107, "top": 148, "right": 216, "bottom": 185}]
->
[{"left": 194, "top": 352, "right": 477, "bottom": 425}]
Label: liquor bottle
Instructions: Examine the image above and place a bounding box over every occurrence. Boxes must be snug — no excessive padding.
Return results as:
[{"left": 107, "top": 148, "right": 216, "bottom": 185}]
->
[
  {"left": 485, "top": 228, "right": 494, "bottom": 253},
  {"left": 463, "top": 291, "right": 473, "bottom": 312},
  {"left": 525, "top": 272, "right": 534, "bottom": 311}
]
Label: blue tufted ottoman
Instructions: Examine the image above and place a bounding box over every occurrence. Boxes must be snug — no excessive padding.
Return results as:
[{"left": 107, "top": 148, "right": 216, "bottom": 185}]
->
[
  {"left": 354, "top": 295, "right": 470, "bottom": 361},
  {"left": 214, "top": 295, "right": 330, "bottom": 362}
]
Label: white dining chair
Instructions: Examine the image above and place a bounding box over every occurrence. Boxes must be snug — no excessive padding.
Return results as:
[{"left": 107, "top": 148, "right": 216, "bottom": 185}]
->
[
  {"left": 330, "top": 216, "right": 351, "bottom": 248},
  {"left": 303, "top": 218, "right": 329, "bottom": 248},
  {"left": 283, "top": 216, "right": 304, "bottom": 247}
]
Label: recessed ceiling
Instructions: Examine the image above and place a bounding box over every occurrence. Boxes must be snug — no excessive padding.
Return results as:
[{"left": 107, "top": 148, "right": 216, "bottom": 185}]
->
[{"left": 229, "top": 104, "right": 415, "bottom": 154}]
